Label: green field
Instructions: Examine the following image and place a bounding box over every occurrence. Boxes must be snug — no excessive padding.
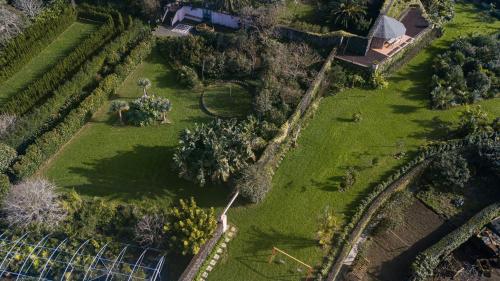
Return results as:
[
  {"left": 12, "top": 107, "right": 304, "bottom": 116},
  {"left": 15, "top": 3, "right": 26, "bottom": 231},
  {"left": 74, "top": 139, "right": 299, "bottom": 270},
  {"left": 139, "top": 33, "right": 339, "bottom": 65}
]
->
[
  {"left": 40, "top": 49, "right": 231, "bottom": 208},
  {"left": 0, "top": 21, "right": 98, "bottom": 104},
  {"left": 203, "top": 82, "right": 253, "bottom": 118},
  {"left": 208, "top": 3, "right": 500, "bottom": 280}
]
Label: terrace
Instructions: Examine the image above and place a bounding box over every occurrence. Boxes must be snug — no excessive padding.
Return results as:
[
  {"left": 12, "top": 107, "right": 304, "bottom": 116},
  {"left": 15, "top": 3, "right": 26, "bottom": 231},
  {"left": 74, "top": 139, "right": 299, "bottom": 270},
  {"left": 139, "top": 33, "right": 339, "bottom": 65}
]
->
[{"left": 336, "top": 7, "right": 429, "bottom": 68}]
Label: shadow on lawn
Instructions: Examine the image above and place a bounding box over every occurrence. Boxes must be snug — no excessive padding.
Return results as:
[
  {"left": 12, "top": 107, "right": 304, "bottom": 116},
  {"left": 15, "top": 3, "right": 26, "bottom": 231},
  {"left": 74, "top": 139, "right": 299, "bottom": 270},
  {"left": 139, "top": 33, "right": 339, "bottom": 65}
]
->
[{"left": 66, "top": 144, "right": 230, "bottom": 208}]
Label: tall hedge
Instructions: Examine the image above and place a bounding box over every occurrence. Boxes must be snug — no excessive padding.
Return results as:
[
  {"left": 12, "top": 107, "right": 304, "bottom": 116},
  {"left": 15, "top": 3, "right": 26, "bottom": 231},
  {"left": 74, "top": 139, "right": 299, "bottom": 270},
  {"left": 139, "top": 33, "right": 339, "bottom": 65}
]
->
[
  {"left": 12, "top": 37, "right": 153, "bottom": 180},
  {"left": 0, "top": 4, "right": 77, "bottom": 83},
  {"left": 2, "top": 21, "right": 149, "bottom": 153},
  {"left": 410, "top": 202, "right": 500, "bottom": 281},
  {"left": 0, "top": 8, "right": 118, "bottom": 116}
]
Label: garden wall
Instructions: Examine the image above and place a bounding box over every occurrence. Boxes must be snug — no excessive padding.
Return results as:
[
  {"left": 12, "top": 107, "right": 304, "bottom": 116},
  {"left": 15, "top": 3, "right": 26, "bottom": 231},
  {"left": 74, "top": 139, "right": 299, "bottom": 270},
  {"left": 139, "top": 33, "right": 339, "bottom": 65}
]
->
[
  {"left": 255, "top": 47, "right": 338, "bottom": 173},
  {"left": 178, "top": 223, "right": 224, "bottom": 281}
]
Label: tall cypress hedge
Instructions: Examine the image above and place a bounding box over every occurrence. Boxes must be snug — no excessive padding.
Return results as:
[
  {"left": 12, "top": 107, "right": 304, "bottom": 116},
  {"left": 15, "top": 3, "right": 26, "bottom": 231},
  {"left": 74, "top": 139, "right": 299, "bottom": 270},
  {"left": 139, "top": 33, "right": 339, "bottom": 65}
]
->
[
  {"left": 2, "top": 21, "right": 150, "bottom": 153},
  {"left": 11, "top": 36, "right": 153, "bottom": 180},
  {"left": 0, "top": 4, "right": 77, "bottom": 83},
  {"left": 0, "top": 8, "right": 118, "bottom": 116}
]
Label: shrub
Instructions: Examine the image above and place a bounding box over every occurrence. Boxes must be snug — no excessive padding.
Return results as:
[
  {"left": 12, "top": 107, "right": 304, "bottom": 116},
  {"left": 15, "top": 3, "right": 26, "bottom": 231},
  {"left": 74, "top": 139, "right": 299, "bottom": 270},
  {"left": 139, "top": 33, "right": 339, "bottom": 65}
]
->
[
  {"left": 340, "top": 167, "right": 358, "bottom": 192},
  {"left": 173, "top": 118, "right": 259, "bottom": 186},
  {"left": 235, "top": 164, "right": 272, "bottom": 203},
  {"left": 0, "top": 114, "right": 16, "bottom": 138},
  {"left": 370, "top": 72, "right": 388, "bottom": 89},
  {"left": 427, "top": 151, "right": 471, "bottom": 190},
  {"left": 164, "top": 197, "right": 217, "bottom": 256},
  {"left": 457, "top": 105, "right": 492, "bottom": 136},
  {"left": 135, "top": 213, "right": 165, "bottom": 247},
  {"left": 176, "top": 65, "right": 202, "bottom": 89},
  {"left": 125, "top": 95, "right": 172, "bottom": 126},
  {"left": 328, "top": 64, "right": 348, "bottom": 92},
  {"left": 0, "top": 174, "right": 10, "bottom": 200},
  {"left": 2, "top": 178, "right": 66, "bottom": 230},
  {"left": 352, "top": 112, "right": 362, "bottom": 122},
  {"left": 0, "top": 143, "right": 17, "bottom": 173},
  {"left": 317, "top": 206, "right": 340, "bottom": 249}
]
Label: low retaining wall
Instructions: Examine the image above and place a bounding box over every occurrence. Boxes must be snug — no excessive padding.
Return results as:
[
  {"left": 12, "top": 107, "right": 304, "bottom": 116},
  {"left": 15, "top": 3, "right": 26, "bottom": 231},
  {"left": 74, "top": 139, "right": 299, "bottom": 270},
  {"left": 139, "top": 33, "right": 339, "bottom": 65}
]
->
[{"left": 178, "top": 224, "right": 224, "bottom": 281}]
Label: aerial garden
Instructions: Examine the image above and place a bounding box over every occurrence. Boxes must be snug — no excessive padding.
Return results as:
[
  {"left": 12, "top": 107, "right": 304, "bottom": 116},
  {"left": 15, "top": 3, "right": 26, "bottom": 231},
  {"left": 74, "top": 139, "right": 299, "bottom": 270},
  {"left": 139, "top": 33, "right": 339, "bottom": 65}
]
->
[{"left": 0, "top": 0, "right": 499, "bottom": 280}]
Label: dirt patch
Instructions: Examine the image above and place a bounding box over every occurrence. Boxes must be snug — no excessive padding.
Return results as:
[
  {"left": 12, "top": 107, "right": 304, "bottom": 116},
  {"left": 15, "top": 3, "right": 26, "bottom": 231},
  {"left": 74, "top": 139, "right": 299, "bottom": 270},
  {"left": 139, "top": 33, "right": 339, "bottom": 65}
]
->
[{"left": 359, "top": 199, "right": 453, "bottom": 281}]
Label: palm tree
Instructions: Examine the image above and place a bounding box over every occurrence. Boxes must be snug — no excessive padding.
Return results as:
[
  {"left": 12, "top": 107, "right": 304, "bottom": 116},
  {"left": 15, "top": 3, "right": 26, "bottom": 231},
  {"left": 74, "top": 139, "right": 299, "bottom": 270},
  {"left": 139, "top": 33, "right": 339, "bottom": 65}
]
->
[
  {"left": 330, "top": 0, "right": 367, "bottom": 29},
  {"left": 137, "top": 78, "right": 151, "bottom": 97},
  {"left": 109, "top": 100, "right": 129, "bottom": 124}
]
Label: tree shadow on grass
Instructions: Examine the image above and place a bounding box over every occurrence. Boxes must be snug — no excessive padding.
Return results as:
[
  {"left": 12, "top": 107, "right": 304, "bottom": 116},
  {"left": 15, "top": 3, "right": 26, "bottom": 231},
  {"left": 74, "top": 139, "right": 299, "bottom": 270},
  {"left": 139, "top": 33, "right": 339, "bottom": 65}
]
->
[
  {"left": 234, "top": 253, "right": 309, "bottom": 281},
  {"left": 242, "top": 225, "right": 317, "bottom": 254},
  {"left": 409, "top": 116, "right": 453, "bottom": 141},
  {"left": 66, "top": 144, "right": 230, "bottom": 208}
]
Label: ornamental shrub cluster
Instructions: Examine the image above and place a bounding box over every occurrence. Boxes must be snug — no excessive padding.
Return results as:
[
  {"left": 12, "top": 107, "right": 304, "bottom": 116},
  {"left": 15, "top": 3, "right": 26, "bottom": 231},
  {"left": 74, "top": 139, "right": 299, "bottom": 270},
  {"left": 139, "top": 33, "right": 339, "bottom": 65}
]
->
[
  {"left": 125, "top": 95, "right": 172, "bottom": 126},
  {"left": 0, "top": 7, "right": 120, "bottom": 116},
  {"left": 11, "top": 36, "right": 153, "bottom": 180},
  {"left": 1, "top": 21, "right": 150, "bottom": 152},
  {"left": 173, "top": 118, "right": 265, "bottom": 187},
  {"left": 430, "top": 33, "right": 499, "bottom": 109},
  {"left": 425, "top": 151, "right": 471, "bottom": 190},
  {"left": 0, "top": 2, "right": 76, "bottom": 83}
]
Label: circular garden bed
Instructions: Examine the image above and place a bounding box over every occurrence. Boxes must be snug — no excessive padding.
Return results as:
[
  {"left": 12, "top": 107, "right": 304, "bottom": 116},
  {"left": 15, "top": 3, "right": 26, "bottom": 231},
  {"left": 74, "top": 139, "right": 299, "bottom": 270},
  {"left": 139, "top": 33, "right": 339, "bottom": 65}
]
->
[{"left": 202, "top": 82, "right": 253, "bottom": 118}]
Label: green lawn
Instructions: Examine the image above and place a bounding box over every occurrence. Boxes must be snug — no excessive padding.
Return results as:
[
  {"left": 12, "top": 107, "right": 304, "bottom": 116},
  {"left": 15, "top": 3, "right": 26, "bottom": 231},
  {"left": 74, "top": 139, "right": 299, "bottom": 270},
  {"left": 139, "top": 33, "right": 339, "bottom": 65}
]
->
[
  {"left": 40, "top": 49, "right": 231, "bottom": 209},
  {"left": 208, "top": 3, "right": 500, "bottom": 281},
  {"left": 0, "top": 21, "right": 98, "bottom": 104},
  {"left": 203, "top": 82, "right": 253, "bottom": 118}
]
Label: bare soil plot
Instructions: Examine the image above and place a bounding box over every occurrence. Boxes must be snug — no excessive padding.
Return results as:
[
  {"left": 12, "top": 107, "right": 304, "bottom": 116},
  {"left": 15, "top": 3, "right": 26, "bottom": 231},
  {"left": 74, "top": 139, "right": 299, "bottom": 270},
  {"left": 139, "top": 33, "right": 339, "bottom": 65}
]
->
[{"left": 360, "top": 200, "right": 453, "bottom": 281}]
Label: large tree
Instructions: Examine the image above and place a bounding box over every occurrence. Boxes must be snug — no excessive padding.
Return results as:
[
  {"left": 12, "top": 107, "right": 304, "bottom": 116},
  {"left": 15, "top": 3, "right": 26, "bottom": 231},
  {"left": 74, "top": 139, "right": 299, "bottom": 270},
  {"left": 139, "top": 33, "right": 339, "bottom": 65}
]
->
[
  {"left": 2, "top": 178, "right": 66, "bottom": 230},
  {"left": 173, "top": 118, "right": 260, "bottom": 186},
  {"left": 0, "top": 7, "right": 24, "bottom": 46},
  {"left": 13, "top": 0, "right": 43, "bottom": 18}
]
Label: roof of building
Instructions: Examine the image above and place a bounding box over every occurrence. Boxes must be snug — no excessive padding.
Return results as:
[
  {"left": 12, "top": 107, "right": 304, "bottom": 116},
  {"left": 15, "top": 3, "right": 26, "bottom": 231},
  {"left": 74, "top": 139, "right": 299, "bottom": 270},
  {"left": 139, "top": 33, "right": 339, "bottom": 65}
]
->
[{"left": 372, "top": 15, "right": 406, "bottom": 39}]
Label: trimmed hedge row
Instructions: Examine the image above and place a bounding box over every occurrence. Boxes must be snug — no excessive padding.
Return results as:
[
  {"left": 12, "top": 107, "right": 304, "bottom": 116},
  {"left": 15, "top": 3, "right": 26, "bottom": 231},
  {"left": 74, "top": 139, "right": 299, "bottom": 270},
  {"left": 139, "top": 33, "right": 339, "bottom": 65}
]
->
[
  {"left": 3, "top": 21, "right": 149, "bottom": 153},
  {"left": 0, "top": 4, "right": 77, "bottom": 83},
  {"left": 0, "top": 8, "right": 118, "bottom": 116},
  {"left": 316, "top": 133, "right": 498, "bottom": 281},
  {"left": 11, "top": 37, "right": 153, "bottom": 180},
  {"left": 410, "top": 202, "right": 500, "bottom": 281}
]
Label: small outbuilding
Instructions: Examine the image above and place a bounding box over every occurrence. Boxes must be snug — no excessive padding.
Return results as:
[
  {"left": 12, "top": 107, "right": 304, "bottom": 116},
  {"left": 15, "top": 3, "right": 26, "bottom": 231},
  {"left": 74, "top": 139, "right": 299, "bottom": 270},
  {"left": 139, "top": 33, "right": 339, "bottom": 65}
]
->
[{"left": 369, "top": 15, "right": 407, "bottom": 49}]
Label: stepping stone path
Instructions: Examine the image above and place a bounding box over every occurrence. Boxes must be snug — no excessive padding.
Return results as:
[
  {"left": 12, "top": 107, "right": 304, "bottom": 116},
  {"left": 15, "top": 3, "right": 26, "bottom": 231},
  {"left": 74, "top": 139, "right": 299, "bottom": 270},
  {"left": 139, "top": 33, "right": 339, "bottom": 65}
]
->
[{"left": 197, "top": 226, "right": 237, "bottom": 281}]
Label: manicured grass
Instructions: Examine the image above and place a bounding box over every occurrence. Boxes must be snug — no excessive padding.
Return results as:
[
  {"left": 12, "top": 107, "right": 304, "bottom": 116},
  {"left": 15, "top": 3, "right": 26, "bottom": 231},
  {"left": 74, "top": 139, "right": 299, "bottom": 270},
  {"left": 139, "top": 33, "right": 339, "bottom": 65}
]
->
[
  {"left": 203, "top": 82, "right": 253, "bottom": 118},
  {"left": 208, "top": 3, "right": 500, "bottom": 280},
  {"left": 279, "top": 0, "right": 317, "bottom": 25},
  {"left": 0, "top": 21, "right": 98, "bottom": 104},
  {"left": 40, "top": 49, "right": 231, "bottom": 209}
]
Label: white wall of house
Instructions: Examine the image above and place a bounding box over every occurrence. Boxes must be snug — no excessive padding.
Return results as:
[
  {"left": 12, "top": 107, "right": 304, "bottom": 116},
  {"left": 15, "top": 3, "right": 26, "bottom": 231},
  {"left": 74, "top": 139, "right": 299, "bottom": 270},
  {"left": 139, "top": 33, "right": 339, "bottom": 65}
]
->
[{"left": 170, "top": 6, "right": 240, "bottom": 29}]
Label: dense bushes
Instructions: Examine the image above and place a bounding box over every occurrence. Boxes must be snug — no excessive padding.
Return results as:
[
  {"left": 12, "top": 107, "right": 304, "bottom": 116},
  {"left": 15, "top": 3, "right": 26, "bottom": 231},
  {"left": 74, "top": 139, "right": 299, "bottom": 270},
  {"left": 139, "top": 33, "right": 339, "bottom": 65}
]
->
[
  {"left": 11, "top": 36, "right": 153, "bottom": 180},
  {"left": 164, "top": 197, "right": 217, "bottom": 256},
  {"left": 0, "top": 143, "right": 17, "bottom": 172},
  {"left": 425, "top": 151, "right": 471, "bottom": 190},
  {"left": 0, "top": 174, "right": 9, "bottom": 199},
  {"left": 411, "top": 202, "right": 500, "bottom": 281},
  {"left": 173, "top": 118, "right": 264, "bottom": 187},
  {"left": 430, "top": 33, "right": 499, "bottom": 109},
  {"left": 0, "top": 7, "right": 119, "bottom": 116},
  {"left": 0, "top": 3, "right": 77, "bottom": 83},
  {"left": 235, "top": 164, "right": 272, "bottom": 203},
  {"left": 1, "top": 21, "right": 150, "bottom": 152},
  {"left": 124, "top": 95, "right": 172, "bottom": 126}
]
